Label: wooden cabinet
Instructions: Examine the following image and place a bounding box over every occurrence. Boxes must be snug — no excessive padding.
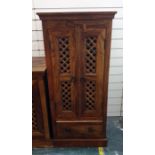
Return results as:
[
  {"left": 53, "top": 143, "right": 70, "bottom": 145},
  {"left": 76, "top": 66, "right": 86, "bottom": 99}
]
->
[
  {"left": 38, "top": 12, "right": 116, "bottom": 147},
  {"left": 32, "top": 57, "right": 51, "bottom": 147}
]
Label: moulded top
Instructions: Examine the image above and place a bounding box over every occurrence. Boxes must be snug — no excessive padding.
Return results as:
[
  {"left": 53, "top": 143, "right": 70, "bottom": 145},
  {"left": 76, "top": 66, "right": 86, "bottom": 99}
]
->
[{"left": 37, "top": 11, "right": 117, "bottom": 20}]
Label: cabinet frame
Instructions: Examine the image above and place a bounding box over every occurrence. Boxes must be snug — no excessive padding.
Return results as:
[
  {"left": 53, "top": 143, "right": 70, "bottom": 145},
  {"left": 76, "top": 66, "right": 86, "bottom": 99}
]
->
[{"left": 38, "top": 12, "right": 116, "bottom": 147}]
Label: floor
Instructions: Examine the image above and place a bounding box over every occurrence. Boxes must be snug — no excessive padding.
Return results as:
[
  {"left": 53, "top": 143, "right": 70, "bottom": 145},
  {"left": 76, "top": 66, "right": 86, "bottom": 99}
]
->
[{"left": 32, "top": 117, "right": 123, "bottom": 155}]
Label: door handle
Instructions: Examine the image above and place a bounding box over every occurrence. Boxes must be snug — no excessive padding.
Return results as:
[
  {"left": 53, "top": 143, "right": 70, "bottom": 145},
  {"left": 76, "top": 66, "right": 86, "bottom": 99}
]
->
[
  {"left": 70, "top": 76, "right": 76, "bottom": 83},
  {"left": 87, "top": 127, "right": 95, "bottom": 133},
  {"left": 80, "top": 77, "right": 86, "bottom": 82},
  {"left": 64, "top": 128, "right": 71, "bottom": 133}
]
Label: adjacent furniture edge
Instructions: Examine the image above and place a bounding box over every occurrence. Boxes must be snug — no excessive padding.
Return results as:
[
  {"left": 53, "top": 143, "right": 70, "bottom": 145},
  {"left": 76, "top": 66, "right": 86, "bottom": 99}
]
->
[{"left": 32, "top": 57, "right": 46, "bottom": 78}]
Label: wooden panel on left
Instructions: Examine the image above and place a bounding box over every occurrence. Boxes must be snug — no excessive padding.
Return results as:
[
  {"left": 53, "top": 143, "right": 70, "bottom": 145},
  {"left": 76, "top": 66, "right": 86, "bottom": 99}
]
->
[{"left": 32, "top": 57, "right": 53, "bottom": 147}]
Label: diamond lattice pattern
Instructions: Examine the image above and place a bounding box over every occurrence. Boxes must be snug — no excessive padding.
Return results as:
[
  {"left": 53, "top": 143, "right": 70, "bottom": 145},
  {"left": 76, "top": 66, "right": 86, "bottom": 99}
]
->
[
  {"left": 85, "top": 36, "right": 97, "bottom": 73},
  {"left": 85, "top": 80, "right": 96, "bottom": 110},
  {"left": 32, "top": 99, "right": 39, "bottom": 131},
  {"left": 61, "top": 81, "right": 72, "bottom": 111},
  {"left": 58, "top": 37, "right": 70, "bottom": 73}
]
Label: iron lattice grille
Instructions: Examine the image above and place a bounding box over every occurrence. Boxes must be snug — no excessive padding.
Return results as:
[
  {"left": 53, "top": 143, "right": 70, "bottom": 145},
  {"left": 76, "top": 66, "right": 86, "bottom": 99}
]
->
[
  {"left": 32, "top": 97, "right": 39, "bottom": 131},
  {"left": 85, "top": 80, "right": 96, "bottom": 110},
  {"left": 61, "top": 81, "right": 72, "bottom": 111},
  {"left": 85, "top": 36, "right": 97, "bottom": 73},
  {"left": 58, "top": 37, "right": 71, "bottom": 73}
]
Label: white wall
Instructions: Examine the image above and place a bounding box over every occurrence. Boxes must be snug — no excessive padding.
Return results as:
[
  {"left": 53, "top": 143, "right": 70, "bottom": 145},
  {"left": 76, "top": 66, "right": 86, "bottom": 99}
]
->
[{"left": 32, "top": 0, "right": 123, "bottom": 116}]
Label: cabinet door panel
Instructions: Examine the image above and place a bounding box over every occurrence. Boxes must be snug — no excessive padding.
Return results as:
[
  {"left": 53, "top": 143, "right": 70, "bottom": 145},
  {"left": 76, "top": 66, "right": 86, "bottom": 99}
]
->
[
  {"left": 79, "top": 27, "right": 106, "bottom": 118},
  {"left": 48, "top": 27, "right": 77, "bottom": 119},
  {"left": 32, "top": 80, "right": 44, "bottom": 137}
]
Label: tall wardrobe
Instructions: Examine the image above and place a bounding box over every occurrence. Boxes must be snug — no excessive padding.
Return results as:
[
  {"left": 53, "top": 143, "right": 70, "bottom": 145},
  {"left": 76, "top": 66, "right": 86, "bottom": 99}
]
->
[{"left": 36, "top": 12, "right": 116, "bottom": 147}]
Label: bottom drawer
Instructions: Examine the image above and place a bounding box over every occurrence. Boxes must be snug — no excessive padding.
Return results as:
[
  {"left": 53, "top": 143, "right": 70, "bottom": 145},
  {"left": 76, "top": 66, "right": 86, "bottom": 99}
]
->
[{"left": 56, "top": 123, "right": 104, "bottom": 139}]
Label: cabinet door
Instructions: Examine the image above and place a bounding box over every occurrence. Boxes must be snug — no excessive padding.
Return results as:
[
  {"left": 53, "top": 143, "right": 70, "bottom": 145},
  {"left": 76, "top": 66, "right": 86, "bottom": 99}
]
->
[
  {"left": 78, "top": 25, "right": 106, "bottom": 118},
  {"left": 32, "top": 80, "right": 44, "bottom": 138},
  {"left": 48, "top": 24, "right": 77, "bottom": 119}
]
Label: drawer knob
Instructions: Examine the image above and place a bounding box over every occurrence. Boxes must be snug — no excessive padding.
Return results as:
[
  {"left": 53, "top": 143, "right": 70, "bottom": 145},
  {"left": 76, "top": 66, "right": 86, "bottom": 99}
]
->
[
  {"left": 70, "top": 76, "right": 76, "bottom": 83},
  {"left": 80, "top": 77, "right": 86, "bottom": 82},
  {"left": 88, "top": 127, "right": 95, "bottom": 133},
  {"left": 64, "top": 128, "right": 71, "bottom": 133}
]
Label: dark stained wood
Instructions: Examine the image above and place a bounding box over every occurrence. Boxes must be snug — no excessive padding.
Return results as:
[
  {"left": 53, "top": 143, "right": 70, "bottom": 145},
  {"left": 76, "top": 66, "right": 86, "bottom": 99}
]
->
[
  {"left": 32, "top": 57, "right": 52, "bottom": 147},
  {"left": 48, "top": 27, "right": 77, "bottom": 119},
  {"left": 38, "top": 12, "right": 116, "bottom": 147},
  {"left": 37, "top": 12, "right": 116, "bottom": 20},
  {"left": 78, "top": 26, "right": 106, "bottom": 119},
  {"left": 56, "top": 122, "right": 104, "bottom": 138}
]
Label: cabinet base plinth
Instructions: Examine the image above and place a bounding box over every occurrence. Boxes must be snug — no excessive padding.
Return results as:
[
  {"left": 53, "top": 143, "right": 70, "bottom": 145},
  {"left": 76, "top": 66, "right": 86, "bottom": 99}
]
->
[
  {"left": 53, "top": 138, "right": 107, "bottom": 147},
  {"left": 33, "top": 139, "right": 53, "bottom": 148}
]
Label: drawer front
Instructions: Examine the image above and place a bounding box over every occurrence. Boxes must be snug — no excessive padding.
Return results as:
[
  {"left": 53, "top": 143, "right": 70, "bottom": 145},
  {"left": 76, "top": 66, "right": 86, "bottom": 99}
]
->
[{"left": 56, "top": 123, "right": 104, "bottom": 139}]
